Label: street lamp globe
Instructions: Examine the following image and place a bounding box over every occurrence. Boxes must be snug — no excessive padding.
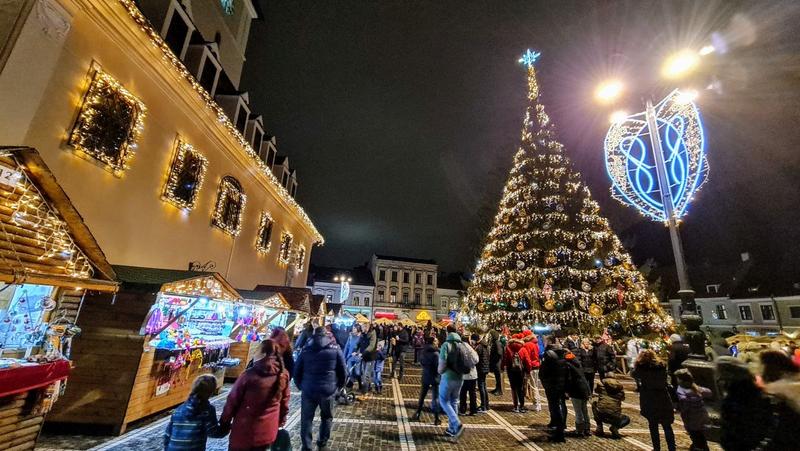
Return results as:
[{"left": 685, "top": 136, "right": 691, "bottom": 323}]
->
[
  {"left": 662, "top": 49, "right": 700, "bottom": 79},
  {"left": 594, "top": 79, "right": 624, "bottom": 104}
]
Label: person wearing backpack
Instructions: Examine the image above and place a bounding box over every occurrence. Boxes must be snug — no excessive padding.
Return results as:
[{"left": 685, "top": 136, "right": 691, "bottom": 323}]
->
[
  {"left": 458, "top": 334, "right": 480, "bottom": 416},
  {"left": 437, "top": 325, "right": 477, "bottom": 438},
  {"left": 502, "top": 333, "right": 532, "bottom": 413}
]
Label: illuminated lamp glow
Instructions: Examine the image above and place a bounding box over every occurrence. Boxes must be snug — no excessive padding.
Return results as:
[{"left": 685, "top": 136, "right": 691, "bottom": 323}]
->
[
  {"left": 662, "top": 50, "right": 700, "bottom": 79},
  {"left": 595, "top": 79, "right": 624, "bottom": 104}
]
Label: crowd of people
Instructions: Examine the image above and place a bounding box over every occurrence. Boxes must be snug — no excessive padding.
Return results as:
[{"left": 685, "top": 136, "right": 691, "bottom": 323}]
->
[{"left": 160, "top": 319, "right": 800, "bottom": 451}]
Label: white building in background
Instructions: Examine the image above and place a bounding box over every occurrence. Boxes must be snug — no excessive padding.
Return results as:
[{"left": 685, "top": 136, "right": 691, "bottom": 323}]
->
[
  {"left": 370, "top": 254, "right": 440, "bottom": 321},
  {"left": 308, "top": 265, "right": 374, "bottom": 318}
]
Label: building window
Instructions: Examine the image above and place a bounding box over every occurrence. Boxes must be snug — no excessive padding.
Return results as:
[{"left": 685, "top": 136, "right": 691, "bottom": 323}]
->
[
  {"left": 364, "top": 297, "right": 370, "bottom": 306},
  {"left": 427, "top": 274, "right": 433, "bottom": 285},
  {"left": 739, "top": 305, "right": 753, "bottom": 321},
  {"left": 414, "top": 293, "right": 421, "bottom": 304},
  {"left": 295, "top": 245, "right": 306, "bottom": 269},
  {"left": 706, "top": 284, "right": 720, "bottom": 294},
  {"left": 212, "top": 176, "right": 246, "bottom": 236},
  {"left": 68, "top": 69, "right": 146, "bottom": 175},
  {"left": 197, "top": 47, "right": 221, "bottom": 95},
  {"left": 403, "top": 272, "right": 410, "bottom": 283},
  {"left": 761, "top": 304, "right": 776, "bottom": 321},
  {"left": 440, "top": 298, "right": 447, "bottom": 311},
  {"left": 390, "top": 292, "right": 397, "bottom": 303},
  {"left": 426, "top": 294, "right": 433, "bottom": 306},
  {"left": 379, "top": 270, "right": 386, "bottom": 281},
  {"left": 415, "top": 273, "right": 421, "bottom": 284},
  {"left": 790, "top": 306, "right": 800, "bottom": 319},
  {"left": 402, "top": 293, "right": 409, "bottom": 304},
  {"left": 391, "top": 271, "right": 398, "bottom": 282},
  {"left": 353, "top": 296, "right": 359, "bottom": 306},
  {"left": 281, "top": 171, "right": 288, "bottom": 188},
  {"left": 714, "top": 304, "right": 727, "bottom": 320},
  {"left": 266, "top": 146, "right": 276, "bottom": 167},
  {"left": 162, "top": 139, "right": 207, "bottom": 210},
  {"left": 378, "top": 290, "right": 384, "bottom": 303},
  {"left": 235, "top": 101, "right": 249, "bottom": 134},
  {"left": 162, "top": 1, "right": 194, "bottom": 59},
  {"left": 278, "top": 232, "right": 293, "bottom": 264},
  {"left": 255, "top": 212, "right": 274, "bottom": 253}
]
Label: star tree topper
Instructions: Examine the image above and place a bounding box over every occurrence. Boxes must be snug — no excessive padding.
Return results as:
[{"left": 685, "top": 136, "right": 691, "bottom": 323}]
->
[{"left": 518, "top": 49, "right": 541, "bottom": 67}]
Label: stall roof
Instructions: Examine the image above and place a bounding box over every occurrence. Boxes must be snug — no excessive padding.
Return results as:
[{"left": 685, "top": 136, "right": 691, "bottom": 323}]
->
[
  {"left": 252, "top": 285, "right": 312, "bottom": 314},
  {"left": 309, "top": 294, "right": 325, "bottom": 316},
  {"left": 113, "top": 265, "right": 241, "bottom": 302},
  {"left": 237, "top": 289, "right": 292, "bottom": 310},
  {"left": 0, "top": 147, "right": 117, "bottom": 291}
]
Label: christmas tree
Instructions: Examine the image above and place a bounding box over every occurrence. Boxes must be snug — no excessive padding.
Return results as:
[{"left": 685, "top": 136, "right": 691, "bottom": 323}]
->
[{"left": 466, "top": 50, "right": 672, "bottom": 336}]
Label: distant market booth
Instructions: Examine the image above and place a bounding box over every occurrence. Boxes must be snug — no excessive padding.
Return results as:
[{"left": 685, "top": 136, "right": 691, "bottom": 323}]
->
[{"left": 0, "top": 148, "right": 118, "bottom": 450}]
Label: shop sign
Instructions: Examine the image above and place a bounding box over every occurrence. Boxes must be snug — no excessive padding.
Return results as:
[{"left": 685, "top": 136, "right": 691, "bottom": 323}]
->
[{"left": 155, "top": 382, "right": 171, "bottom": 397}]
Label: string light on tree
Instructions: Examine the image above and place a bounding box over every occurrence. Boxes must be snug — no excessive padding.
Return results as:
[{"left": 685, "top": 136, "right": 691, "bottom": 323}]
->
[{"left": 467, "top": 49, "right": 672, "bottom": 335}]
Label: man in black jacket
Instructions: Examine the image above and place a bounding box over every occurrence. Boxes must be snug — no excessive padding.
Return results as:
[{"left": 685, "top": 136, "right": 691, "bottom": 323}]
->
[
  {"left": 410, "top": 336, "right": 441, "bottom": 425},
  {"left": 391, "top": 326, "right": 410, "bottom": 381},
  {"left": 593, "top": 336, "right": 616, "bottom": 380},
  {"left": 489, "top": 330, "right": 504, "bottom": 395},
  {"left": 539, "top": 342, "right": 569, "bottom": 443},
  {"left": 474, "top": 333, "right": 492, "bottom": 412},
  {"left": 357, "top": 324, "right": 377, "bottom": 394}
]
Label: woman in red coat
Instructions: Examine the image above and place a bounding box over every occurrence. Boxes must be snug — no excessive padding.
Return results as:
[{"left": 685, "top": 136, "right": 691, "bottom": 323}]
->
[
  {"left": 220, "top": 339, "right": 290, "bottom": 451},
  {"left": 502, "top": 334, "right": 532, "bottom": 412}
]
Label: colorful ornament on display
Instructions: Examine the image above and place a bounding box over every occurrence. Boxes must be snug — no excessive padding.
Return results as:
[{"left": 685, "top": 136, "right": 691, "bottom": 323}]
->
[
  {"left": 516, "top": 260, "right": 525, "bottom": 270},
  {"left": 544, "top": 252, "right": 557, "bottom": 266},
  {"left": 577, "top": 240, "right": 587, "bottom": 250},
  {"left": 543, "top": 283, "right": 553, "bottom": 299},
  {"left": 555, "top": 301, "right": 564, "bottom": 311},
  {"left": 604, "top": 257, "right": 615, "bottom": 267},
  {"left": 589, "top": 303, "right": 603, "bottom": 317},
  {"left": 516, "top": 241, "right": 525, "bottom": 251},
  {"left": 503, "top": 214, "right": 510, "bottom": 223},
  {"left": 581, "top": 281, "right": 592, "bottom": 292},
  {"left": 556, "top": 203, "right": 564, "bottom": 212},
  {"left": 617, "top": 283, "right": 625, "bottom": 306},
  {"left": 508, "top": 280, "right": 517, "bottom": 289},
  {"left": 511, "top": 300, "right": 518, "bottom": 308},
  {"left": 544, "top": 299, "right": 556, "bottom": 311},
  {"left": 543, "top": 221, "right": 551, "bottom": 230}
]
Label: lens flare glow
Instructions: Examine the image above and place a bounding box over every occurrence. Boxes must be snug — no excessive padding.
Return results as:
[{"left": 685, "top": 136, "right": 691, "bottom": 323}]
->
[{"left": 595, "top": 79, "right": 624, "bottom": 104}]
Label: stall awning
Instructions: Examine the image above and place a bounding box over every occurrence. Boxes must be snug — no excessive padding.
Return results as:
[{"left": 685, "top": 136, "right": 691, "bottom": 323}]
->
[
  {"left": 416, "top": 310, "right": 432, "bottom": 322},
  {"left": 374, "top": 312, "right": 397, "bottom": 320},
  {"left": 0, "top": 147, "right": 117, "bottom": 292},
  {"left": 252, "top": 285, "right": 313, "bottom": 314}
]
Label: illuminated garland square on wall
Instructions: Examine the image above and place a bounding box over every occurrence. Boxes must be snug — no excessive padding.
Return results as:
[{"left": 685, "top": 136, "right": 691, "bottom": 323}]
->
[
  {"left": 278, "top": 231, "right": 293, "bottom": 265},
  {"left": 295, "top": 244, "right": 306, "bottom": 268},
  {"left": 68, "top": 68, "right": 146, "bottom": 174},
  {"left": 255, "top": 211, "right": 274, "bottom": 253},
  {"left": 162, "top": 140, "right": 208, "bottom": 210},
  {"left": 212, "top": 176, "right": 246, "bottom": 236}
]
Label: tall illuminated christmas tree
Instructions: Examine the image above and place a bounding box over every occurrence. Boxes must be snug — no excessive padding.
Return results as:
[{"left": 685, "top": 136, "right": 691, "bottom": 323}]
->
[{"left": 466, "top": 50, "right": 672, "bottom": 335}]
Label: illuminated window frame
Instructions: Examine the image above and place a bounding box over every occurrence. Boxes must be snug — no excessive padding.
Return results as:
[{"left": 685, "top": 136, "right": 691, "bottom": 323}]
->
[
  {"left": 255, "top": 211, "right": 274, "bottom": 254},
  {"left": 162, "top": 139, "right": 208, "bottom": 210},
  {"left": 295, "top": 244, "right": 306, "bottom": 268},
  {"left": 212, "top": 176, "right": 246, "bottom": 236},
  {"left": 68, "top": 68, "right": 146, "bottom": 175},
  {"left": 278, "top": 231, "right": 293, "bottom": 265}
]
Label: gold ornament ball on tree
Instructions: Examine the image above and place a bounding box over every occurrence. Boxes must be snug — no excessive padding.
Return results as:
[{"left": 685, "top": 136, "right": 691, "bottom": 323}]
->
[
  {"left": 589, "top": 303, "right": 603, "bottom": 317},
  {"left": 516, "top": 260, "right": 526, "bottom": 269},
  {"left": 544, "top": 299, "right": 556, "bottom": 310},
  {"left": 508, "top": 280, "right": 517, "bottom": 289},
  {"left": 516, "top": 241, "right": 525, "bottom": 251}
]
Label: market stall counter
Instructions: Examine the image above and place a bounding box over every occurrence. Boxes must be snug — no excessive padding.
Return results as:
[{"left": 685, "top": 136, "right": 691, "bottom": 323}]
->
[{"left": 46, "top": 266, "right": 246, "bottom": 434}]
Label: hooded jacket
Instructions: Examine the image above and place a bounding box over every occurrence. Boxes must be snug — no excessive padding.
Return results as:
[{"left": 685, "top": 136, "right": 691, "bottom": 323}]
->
[
  {"left": 475, "top": 339, "right": 492, "bottom": 374},
  {"left": 294, "top": 332, "right": 347, "bottom": 398},
  {"left": 522, "top": 333, "right": 540, "bottom": 369},
  {"left": 564, "top": 352, "right": 590, "bottom": 399},
  {"left": 593, "top": 377, "right": 625, "bottom": 420},
  {"left": 539, "top": 348, "right": 569, "bottom": 393},
  {"left": 632, "top": 361, "right": 675, "bottom": 423},
  {"left": 220, "top": 356, "right": 290, "bottom": 449},
  {"left": 502, "top": 338, "right": 532, "bottom": 372},
  {"left": 164, "top": 394, "right": 224, "bottom": 451},
  {"left": 419, "top": 343, "right": 441, "bottom": 385},
  {"left": 676, "top": 385, "right": 711, "bottom": 432},
  {"left": 762, "top": 376, "right": 800, "bottom": 451},
  {"left": 358, "top": 328, "right": 378, "bottom": 361}
]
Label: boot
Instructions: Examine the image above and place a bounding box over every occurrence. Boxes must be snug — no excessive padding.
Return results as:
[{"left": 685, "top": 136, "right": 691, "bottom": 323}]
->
[
  {"left": 610, "top": 426, "right": 621, "bottom": 439},
  {"left": 594, "top": 423, "right": 605, "bottom": 437},
  {"left": 411, "top": 411, "right": 421, "bottom": 421}
]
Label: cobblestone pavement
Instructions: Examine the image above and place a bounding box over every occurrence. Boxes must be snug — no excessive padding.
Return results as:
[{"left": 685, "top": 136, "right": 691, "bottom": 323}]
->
[{"left": 37, "top": 358, "right": 722, "bottom": 451}]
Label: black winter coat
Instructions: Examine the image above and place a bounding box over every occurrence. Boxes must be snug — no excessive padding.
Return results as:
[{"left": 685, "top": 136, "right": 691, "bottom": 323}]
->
[
  {"left": 632, "top": 363, "right": 675, "bottom": 423},
  {"left": 574, "top": 347, "right": 595, "bottom": 374},
  {"left": 667, "top": 342, "right": 690, "bottom": 376},
  {"left": 294, "top": 334, "right": 346, "bottom": 399},
  {"left": 489, "top": 334, "right": 503, "bottom": 367},
  {"left": 419, "top": 344, "right": 441, "bottom": 385},
  {"left": 565, "top": 358, "right": 590, "bottom": 399},
  {"left": 395, "top": 329, "right": 410, "bottom": 354},
  {"left": 539, "top": 349, "right": 568, "bottom": 394},
  {"left": 592, "top": 343, "right": 615, "bottom": 373},
  {"left": 475, "top": 342, "right": 491, "bottom": 374}
]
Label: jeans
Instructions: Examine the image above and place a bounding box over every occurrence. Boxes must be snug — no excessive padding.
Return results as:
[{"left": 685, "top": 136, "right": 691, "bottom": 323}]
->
[
  {"left": 477, "top": 371, "right": 489, "bottom": 409},
  {"left": 458, "top": 379, "right": 477, "bottom": 414},
  {"left": 300, "top": 393, "right": 335, "bottom": 451},
  {"left": 438, "top": 376, "right": 463, "bottom": 433},
  {"left": 416, "top": 381, "right": 440, "bottom": 417},
  {"left": 571, "top": 397, "right": 589, "bottom": 429},
  {"left": 545, "top": 389, "right": 567, "bottom": 433},
  {"left": 392, "top": 351, "right": 406, "bottom": 379},
  {"left": 360, "top": 360, "right": 375, "bottom": 392},
  {"left": 373, "top": 360, "right": 385, "bottom": 388},
  {"left": 647, "top": 421, "right": 676, "bottom": 451},
  {"left": 507, "top": 369, "right": 525, "bottom": 408}
]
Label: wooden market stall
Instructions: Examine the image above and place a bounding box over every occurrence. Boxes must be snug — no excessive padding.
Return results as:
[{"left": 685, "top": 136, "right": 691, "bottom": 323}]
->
[
  {"left": 0, "top": 147, "right": 118, "bottom": 450},
  {"left": 252, "top": 285, "right": 315, "bottom": 339},
  {"left": 46, "top": 266, "right": 246, "bottom": 434},
  {"left": 225, "top": 289, "right": 293, "bottom": 379}
]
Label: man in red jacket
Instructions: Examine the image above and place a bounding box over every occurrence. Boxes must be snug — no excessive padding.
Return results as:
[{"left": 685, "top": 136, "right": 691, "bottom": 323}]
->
[
  {"left": 522, "top": 331, "right": 543, "bottom": 412},
  {"left": 502, "top": 333, "right": 532, "bottom": 412}
]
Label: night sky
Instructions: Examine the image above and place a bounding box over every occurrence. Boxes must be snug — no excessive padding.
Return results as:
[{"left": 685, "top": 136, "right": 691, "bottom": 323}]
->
[{"left": 242, "top": 0, "right": 800, "bottom": 277}]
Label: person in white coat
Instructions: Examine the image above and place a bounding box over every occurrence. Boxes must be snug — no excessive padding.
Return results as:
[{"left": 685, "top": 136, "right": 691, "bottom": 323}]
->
[{"left": 458, "top": 334, "right": 480, "bottom": 415}]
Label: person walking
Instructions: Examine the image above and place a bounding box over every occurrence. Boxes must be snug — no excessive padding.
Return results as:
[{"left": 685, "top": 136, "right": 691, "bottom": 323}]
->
[
  {"left": 412, "top": 329, "right": 425, "bottom": 365},
  {"left": 438, "top": 325, "right": 472, "bottom": 438},
  {"left": 575, "top": 338, "right": 596, "bottom": 393},
  {"left": 565, "top": 349, "right": 591, "bottom": 437},
  {"left": 411, "top": 336, "right": 441, "bottom": 425},
  {"left": 489, "top": 330, "right": 504, "bottom": 395},
  {"left": 270, "top": 327, "right": 295, "bottom": 379},
  {"left": 342, "top": 326, "right": 362, "bottom": 389},
  {"left": 458, "top": 334, "right": 479, "bottom": 416},
  {"left": 502, "top": 333, "right": 532, "bottom": 413},
  {"left": 667, "top": 334, "right": 689, "bottom": 390},
  {"left": 475, "top": 333, "right": 491, "bottom": 412},
  {"left": 294, "top": 322, "right": 314, "bottom": 350},
  {"left": 392, "top": 325, "right": 410, "bottom": 381},
  {"left": 522, "top": 331, "right": 542, "bottom": 411},
  {"left": 373, "top": 341, "right": 387, "bottom": 394},
  {"left": 357, "top": 323, "right": 377, "bottom": 394},
  {"left": 220, "top": 340, "right": 291, "bottom": 451},
  {"left": 164, "top": 375, "right": 225, "bottom": 451},
  {"left": 294, "top": 327, "right": 347, "bottom": 451},
  {"left": 632, "top": 349, "right": 676, "bottom": 451},
  {"left": 539, "top": 342, "right": 569, "bottom": 443},
  {"left": 592, "top": 336, "right": 616, "bottom": 380},
  {"left": 674, "top": 369, "right": 711, "bottom": 451}
]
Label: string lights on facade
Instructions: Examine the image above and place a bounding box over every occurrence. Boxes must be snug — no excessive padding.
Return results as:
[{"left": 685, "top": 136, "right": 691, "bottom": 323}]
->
[
  {"left": 278, "top": 231, "right": 293, "bottom": 265},
  {"left": 162, "top": 139, "right": 208, "bottom": 211},
  {"left": 255, "top": 211, "right": 274, "bottom": 254},
  {"left": 211, "top": 177, "right": 246, "bottom": 236},
  {"left": 117, "top": 0, "right": 323, "bottom": 244},
  {"left": 68, "top": 68, "right": 146, "bottom": 175}
]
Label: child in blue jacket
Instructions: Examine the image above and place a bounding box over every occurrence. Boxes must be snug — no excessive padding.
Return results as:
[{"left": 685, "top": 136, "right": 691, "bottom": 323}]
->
[{"left": 164, "top": 374, "right": 226, "bottom": 450}]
